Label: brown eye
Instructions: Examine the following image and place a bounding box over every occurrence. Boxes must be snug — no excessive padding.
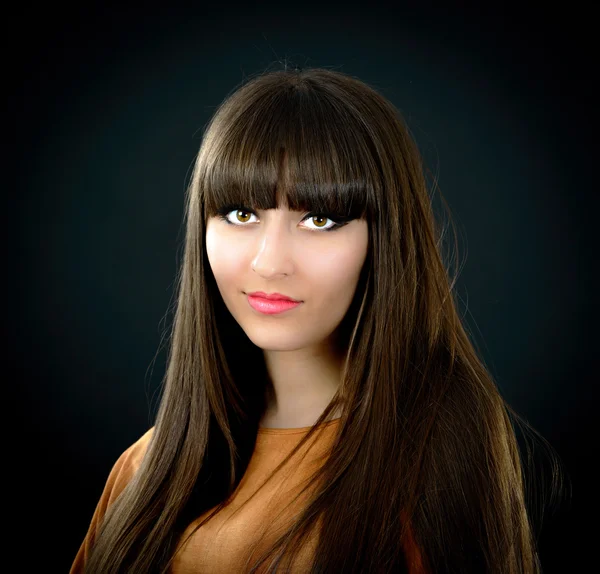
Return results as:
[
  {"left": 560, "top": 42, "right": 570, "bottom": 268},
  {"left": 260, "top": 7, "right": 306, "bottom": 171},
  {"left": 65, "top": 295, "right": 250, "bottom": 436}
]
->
[
  {"left": 216, "top": 206, "right": 259, "bottom": 226},
  {"left": 235, "top": 210, "right": 252, "bottom": 223},
  {"left": 217, "top": 207, "right": 342, "bottom": 232},
  {"left": 301, "top": 213, "right": 339, "bottom": 231},
  {"left": 311, "top": 215, "right": 328, "bottom": 228}
]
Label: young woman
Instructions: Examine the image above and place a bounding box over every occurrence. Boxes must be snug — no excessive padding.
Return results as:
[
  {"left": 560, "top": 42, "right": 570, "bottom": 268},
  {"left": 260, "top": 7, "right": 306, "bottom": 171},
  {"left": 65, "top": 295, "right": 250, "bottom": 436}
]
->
[{"left": 70, "top": 65, "right": 560, "bottom": 573}]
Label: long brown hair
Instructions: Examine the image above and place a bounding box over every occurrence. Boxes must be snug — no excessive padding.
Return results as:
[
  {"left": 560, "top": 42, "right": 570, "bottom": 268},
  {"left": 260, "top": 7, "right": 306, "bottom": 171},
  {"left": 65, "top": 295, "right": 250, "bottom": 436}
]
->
[{"left": 84, "top": 65, "right": 565, "bottom": 573}]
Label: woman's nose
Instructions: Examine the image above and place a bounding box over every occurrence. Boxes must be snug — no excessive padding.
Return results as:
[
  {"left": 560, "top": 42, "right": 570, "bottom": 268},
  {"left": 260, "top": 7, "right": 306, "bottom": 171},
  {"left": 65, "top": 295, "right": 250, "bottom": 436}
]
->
[{"left": 250, "top": 219, "right": 295, "bottom": 278}]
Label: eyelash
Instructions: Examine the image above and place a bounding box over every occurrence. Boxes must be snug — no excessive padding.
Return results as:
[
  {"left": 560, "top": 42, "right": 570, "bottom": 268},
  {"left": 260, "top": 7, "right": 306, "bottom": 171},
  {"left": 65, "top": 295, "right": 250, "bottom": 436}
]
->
[{"left": 215, "top": 205, "right": 349, "bottom": 232}]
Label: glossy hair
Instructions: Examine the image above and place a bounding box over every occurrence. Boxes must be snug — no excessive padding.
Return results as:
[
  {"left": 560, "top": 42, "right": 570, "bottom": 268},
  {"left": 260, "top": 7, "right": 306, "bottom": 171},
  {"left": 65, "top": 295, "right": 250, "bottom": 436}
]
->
[{"left": 83, "top": 65, "right": 564, "bottom": 573}]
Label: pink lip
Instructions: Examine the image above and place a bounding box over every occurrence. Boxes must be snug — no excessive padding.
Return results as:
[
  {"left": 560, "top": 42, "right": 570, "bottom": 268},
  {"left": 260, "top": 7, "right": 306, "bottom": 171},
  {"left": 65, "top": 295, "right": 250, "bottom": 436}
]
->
[
  {"left": 247, "top": 295, "right": 302, "bottom": 315},
  {"left": 247, "top": 291, "right": 300, "bottom": 302}
]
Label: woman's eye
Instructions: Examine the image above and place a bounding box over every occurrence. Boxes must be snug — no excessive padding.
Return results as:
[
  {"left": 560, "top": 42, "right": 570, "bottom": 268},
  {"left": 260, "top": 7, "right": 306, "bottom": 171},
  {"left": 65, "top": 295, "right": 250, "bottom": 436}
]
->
[
  {"left": 220, "top": 209, "right": 258, "bottom": 225},
  {"left": 217, "top": 209, "right": 341, "bottom": 232},
  {"left": 302, "top": 214, "right": 337, "bottom": 231}
]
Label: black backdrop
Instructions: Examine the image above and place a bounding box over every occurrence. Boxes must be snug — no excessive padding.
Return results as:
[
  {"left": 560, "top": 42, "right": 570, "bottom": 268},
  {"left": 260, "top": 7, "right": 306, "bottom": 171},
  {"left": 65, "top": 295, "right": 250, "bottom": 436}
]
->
[{"left": 9, "top": 2, "right": 593, "bottom": 572}]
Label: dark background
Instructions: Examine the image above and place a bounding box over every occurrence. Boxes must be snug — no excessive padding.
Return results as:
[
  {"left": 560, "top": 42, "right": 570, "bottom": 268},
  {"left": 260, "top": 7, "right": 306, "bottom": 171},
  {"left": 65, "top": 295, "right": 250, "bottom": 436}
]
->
[{"left": 9, "top": 2, "right": 593, "bottom": 572}]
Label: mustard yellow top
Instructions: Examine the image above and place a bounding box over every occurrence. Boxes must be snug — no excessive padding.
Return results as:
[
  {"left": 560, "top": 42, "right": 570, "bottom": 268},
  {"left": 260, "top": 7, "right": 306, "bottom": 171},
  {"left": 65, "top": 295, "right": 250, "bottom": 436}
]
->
[{"left": 70, "top": 419, "right": 424, "bottom": 573}]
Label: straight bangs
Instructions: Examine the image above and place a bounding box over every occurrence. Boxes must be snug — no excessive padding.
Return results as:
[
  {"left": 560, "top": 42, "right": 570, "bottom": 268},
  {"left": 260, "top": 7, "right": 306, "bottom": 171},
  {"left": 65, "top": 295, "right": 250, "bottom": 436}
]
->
[{"left": 197, "top": 72, "right": 385, "bottom": 223}]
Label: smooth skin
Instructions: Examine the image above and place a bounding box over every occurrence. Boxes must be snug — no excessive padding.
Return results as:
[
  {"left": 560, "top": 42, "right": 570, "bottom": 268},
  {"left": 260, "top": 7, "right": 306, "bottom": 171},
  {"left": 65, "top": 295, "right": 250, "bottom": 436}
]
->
[{"left": 205, "top": 206, "right": 368, "bottom": 428}]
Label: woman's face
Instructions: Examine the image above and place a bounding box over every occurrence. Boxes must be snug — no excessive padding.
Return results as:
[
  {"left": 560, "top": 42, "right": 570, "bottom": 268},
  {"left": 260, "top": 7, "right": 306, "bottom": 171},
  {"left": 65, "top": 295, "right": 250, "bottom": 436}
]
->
[{"left": 205, "top": 206, "right": 369, "bottom": 352}]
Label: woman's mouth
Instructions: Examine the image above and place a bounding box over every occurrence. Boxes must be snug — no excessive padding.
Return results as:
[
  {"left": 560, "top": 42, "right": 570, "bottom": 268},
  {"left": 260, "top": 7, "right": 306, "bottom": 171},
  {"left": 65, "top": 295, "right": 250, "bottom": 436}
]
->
[{"left": 246, "top": 294, "right": 302, "bottom": 315}]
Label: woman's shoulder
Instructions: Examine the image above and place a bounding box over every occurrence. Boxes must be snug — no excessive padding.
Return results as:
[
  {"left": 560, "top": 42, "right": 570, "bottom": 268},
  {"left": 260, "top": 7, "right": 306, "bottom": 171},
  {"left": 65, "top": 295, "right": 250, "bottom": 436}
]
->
[
  {"left": 68, "top": 427, "right": 157, "bottom": 573},
  {"left": 101, "top": 427, "right": 156, "bottom": 506},
  {"left": 121, "top": 426, "right": 155, "bottom": 469}
]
